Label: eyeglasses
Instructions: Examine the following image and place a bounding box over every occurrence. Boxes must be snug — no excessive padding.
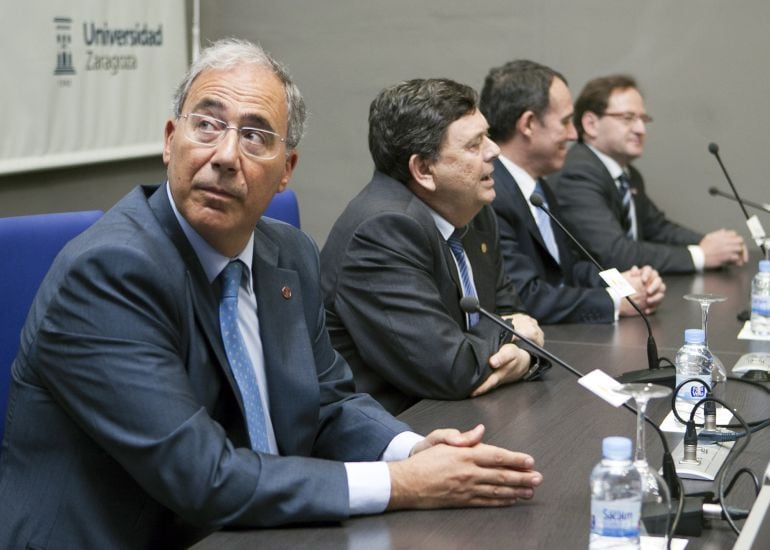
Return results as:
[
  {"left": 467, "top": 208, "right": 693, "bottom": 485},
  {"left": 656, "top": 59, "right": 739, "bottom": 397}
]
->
[
  {"left": 602, "top": 112, "right": 653, "bottom": 125},
  {"left": 180, "top": 113, "right": 286, "bottom": 160}
]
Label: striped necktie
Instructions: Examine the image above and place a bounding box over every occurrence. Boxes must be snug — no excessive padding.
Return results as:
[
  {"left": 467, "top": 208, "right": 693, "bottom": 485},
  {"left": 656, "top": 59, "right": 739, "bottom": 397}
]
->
[
  {"left": 617, "top": 173, "right": 634, "bottom": 239},
  {"left": 219, "top": 260, "right": 270, "bottom": 453},
  {"left": 447, "top": 229, "right": 480, "bottom": 328},
  {"left": 532, "top": 179, "right": 561, "bottom": 264}
]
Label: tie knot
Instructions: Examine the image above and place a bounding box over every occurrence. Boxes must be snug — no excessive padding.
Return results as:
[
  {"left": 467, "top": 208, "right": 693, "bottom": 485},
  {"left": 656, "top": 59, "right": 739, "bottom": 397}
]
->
[
  {"left": 447, "top": 229, "right": 465, "bottom": 252},
  {"left": 221, "top": 261, "right": 244, "bottom": 299},
  {"left": 617, "top": 173, "right": 631, "bottom": 190},
  {"left": 532, "top": 179, "right": 548, "bottom": 206}
]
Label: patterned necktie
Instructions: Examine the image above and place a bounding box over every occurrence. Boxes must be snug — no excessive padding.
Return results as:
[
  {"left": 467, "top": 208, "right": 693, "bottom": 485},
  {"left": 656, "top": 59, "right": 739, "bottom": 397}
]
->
[
  {"left": 219, "top": 260, "right": 269, "bottom": 453},
  {"left": 447, "top": 229, "right": 480, "bottom": 327},
  {"left": 617, "top": 173, "right": 634, "bottom": 239},
  {"left": 532, "top": 179, "right": 561, "bottom": 264}
]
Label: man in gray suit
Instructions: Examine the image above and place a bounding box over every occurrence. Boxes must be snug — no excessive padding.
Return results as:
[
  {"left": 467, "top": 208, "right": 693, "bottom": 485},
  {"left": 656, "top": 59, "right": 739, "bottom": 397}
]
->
[
  {"left": 321, "top": 78, "right": 548, "bottom": 415},
  {"left": 553, "top": 74, "right": 747, "bottom": 274},
  {"left": 0, "top": 41, "right": 542, "bottom": 548}
]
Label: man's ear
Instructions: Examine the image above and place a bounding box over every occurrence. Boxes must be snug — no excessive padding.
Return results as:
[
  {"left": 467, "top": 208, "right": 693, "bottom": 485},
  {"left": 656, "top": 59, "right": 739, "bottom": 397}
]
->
[
  {"left": 581, "top": 111, "right": 600, "bottom": 141},
  {"left": 162, "top": 119, "right": 176, "bottom": 166},
  {"left": 516, "top": 110, "right": 537, "bottom": 139},
  {"left": 277, "top": 150, "right": 299, "bottom": 192},
  {"left": 408, "top": 153, "right": 436, "bottom": 192}
]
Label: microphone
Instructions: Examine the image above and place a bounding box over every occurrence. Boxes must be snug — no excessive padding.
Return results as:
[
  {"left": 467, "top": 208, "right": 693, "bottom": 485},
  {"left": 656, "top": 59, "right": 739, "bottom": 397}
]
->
[
  {"left": 529, "top": 193, "right": 671, "bottom": 386},
  {"left": 708, "top": 142, "right": 767, "bottom": 255},
  {"left": 708, "top": 186, "right": 770, "bottom": 214},
  {"left": 459, "top": 296, "right": 681, "bottom": 502}
]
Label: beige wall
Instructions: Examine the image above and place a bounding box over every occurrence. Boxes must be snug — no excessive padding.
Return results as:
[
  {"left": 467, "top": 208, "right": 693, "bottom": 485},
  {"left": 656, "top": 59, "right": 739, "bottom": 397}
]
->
[{"left": 3, "top": 0, "right": 768, "bottom": 248}]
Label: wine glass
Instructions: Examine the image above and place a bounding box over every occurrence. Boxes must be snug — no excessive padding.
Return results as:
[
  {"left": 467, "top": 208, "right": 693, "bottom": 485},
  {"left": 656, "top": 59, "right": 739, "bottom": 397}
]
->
[
  {"left": 683, "top": 293, "right": 728, "bottom": 388},
  {"left": 614, "top": 383, "right": 673, "bottom": 540}
]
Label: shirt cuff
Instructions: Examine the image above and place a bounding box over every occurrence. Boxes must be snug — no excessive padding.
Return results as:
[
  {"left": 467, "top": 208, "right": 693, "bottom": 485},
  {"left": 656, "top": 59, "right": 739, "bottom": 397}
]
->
[
  {"left": 345, "top": 431, "right": 424, "bottom": 516},
  {"left": 605, "top": 287, "right": 621, "bottom": 321},
  {"left": 688, "top": 245, "right": 705, "bottom": 272}
]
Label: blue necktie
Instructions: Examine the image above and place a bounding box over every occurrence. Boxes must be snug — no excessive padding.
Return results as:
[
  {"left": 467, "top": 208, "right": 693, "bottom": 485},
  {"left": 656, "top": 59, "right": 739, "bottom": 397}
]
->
[
  {"left": 532, "top": 179, "right": 560, "bottom": 264},
  {"left": 447, "top": 229, "right": 480, "bottom": 328},
  {"left": 617, "top": 173, "right": 634, "bottom": 239},
  {"left": 219, "top": 260, "right": 269, "bottom": 453}
]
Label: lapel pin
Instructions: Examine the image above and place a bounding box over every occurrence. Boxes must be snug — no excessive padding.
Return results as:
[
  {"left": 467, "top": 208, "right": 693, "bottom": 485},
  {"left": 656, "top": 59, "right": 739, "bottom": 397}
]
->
[
  {"left": 480, "top": 242, "right": 488, "bottom": 254},
  {"left": 281, "top": 285, "right": 292, "bottom": 300}
]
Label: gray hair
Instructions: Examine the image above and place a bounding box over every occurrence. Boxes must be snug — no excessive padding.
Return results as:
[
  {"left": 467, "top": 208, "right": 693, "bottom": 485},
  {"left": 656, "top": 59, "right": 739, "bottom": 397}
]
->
[{"left": 171, "top": 38, "right": 306, "bottom": 150}]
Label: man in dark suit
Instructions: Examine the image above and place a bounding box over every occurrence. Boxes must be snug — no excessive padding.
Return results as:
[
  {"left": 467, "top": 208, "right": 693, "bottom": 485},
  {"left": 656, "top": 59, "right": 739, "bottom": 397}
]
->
[
  {"left": 320, "top": 78, "right": 548, "bottom": 415},
  {"left": 479, "top": 60, "right": 665, "bottom": 324},
  {"left": 553, "top": 74, "right": 747, "bottom": 274},
  {"left": 0, "top": 40, "right": 542, "bottom": 548}
]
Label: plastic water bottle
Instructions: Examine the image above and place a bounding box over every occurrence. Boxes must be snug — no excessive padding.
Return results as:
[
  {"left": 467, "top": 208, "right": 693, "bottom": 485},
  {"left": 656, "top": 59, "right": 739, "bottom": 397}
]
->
[
  {"left": 751, "top": 260, "right": 770, "bottom": 336},
  {"left": 674, "top": 329, "right": 713, "bottom": 404},
  {"left": 590, "top": 436, "right": 642, "bottom": 549}
]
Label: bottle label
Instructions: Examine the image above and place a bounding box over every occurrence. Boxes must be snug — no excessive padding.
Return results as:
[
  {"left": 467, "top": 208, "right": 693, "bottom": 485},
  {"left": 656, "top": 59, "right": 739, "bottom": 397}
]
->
[
  {"left": 751, "top": 295, "right": 770, "bottom": 316},
  {"left": 675, "top": 375, "right": 711, "bottom": 401},
  {"left": 590, "top": 499, "right": 641, "bottom": 538}
]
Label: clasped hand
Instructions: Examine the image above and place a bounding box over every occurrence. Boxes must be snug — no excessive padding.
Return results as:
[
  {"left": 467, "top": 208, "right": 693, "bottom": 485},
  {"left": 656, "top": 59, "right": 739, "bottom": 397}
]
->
[{"left": 388, "top": 424, "right": 543, "bottom": 510}]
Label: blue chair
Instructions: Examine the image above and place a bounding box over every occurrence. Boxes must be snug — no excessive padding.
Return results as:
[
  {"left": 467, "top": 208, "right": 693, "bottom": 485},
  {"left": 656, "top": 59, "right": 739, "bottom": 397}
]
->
[
  {"left": 263, "top": 188, "right": 300, "bottom": 228},
  {"left": 0, "top": 210, "right": 102, "bottom": 441}
]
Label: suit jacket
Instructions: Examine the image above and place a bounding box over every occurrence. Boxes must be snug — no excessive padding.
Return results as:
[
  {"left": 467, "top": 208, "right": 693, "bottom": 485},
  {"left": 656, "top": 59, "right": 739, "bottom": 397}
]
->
[
  {"left": 320, "top": 171, "right": 534, "bottom": 415},
  {"left": 491, "top": 158, "right": 613, "bottom": 324},
  {"left": 552, "top": 142, "right": 703, "bottom": 274},
  {"left": 0, "top": 185, "right": 409, "bottom": 549}
]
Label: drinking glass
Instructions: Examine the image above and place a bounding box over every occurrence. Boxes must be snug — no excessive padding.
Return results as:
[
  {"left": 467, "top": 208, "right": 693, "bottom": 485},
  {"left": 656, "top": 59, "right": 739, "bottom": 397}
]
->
[
  {"left": 614, "top": 382, "right": 673, "bottom": 539},
  {"left": 683, "top": 293, "right": 728, "bottom": 387}
]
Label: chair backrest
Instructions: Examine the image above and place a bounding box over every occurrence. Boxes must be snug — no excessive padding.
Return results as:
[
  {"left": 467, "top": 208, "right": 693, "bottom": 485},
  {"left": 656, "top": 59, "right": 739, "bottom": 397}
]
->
[
  {"left": 0, "top": 210, "right": 102, "bottom": 441},
  {"left": 263, "top": 188, "right": 300, "bottom": 228}
]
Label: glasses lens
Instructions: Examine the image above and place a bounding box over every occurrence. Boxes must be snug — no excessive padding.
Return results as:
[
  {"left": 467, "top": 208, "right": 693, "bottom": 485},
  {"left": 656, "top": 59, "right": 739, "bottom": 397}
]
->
[
  {"left": 240, "top": 128, "right": 277, "bottom": 159},
  {"left": 185, "top": 114, "right": 224, "bottom": 144}
]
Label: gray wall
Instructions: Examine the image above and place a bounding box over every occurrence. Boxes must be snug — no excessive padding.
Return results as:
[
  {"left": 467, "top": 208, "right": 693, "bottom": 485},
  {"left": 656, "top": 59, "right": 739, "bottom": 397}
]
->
[{"left": 3, "top": 0, "right": 768, "bottom": 249}]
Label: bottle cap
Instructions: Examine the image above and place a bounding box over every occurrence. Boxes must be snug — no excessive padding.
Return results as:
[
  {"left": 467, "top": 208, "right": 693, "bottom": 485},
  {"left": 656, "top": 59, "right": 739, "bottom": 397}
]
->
[
  {"left": 684, "top": 328, "right": 705, "bottom": 344},
  {"left": 602, "top": 436, "right": 632, "bottom": 460},
  {"left": 759, "top": 260, "right": 770, "bottom": 272}
]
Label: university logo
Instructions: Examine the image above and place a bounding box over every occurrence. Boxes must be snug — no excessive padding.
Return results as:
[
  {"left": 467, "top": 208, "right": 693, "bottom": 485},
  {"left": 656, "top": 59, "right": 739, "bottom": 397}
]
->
[{"left": 53, "top": 17, "right": 76, "bottom": 75}]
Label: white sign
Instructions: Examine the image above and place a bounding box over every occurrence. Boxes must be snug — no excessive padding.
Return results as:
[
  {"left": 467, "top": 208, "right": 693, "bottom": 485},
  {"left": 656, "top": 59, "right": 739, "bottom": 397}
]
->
[{"left": 0, "top": 1, "right": 188, "bottom": 174}]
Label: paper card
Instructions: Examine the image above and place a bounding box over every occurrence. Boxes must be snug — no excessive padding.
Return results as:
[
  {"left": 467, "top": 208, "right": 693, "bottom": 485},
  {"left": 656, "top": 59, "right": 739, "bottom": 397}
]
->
[
  {"left": 577, "top": 369, "right": 630, "bottom": 407},
  {"left": 599, "top": 268, "right": 637, "bottom": 298},
  {"left": 746, "top": 214, "right": 767, "bottom": 242},
  {"left": 738, "top": 320, "right": 770, "bottom": 341},
  {"left": 641, "top": 535, "right": 688, "bottom": 549}
]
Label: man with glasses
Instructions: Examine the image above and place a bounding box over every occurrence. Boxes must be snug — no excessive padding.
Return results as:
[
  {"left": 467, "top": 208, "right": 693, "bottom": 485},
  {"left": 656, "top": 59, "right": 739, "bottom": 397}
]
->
[
  {"left": 553, "top": 74, "right": 748, "bottom": 274},
  {"left": 0, "top": 40, "right": 542, "bottom": 548},
  {"left": 320, "top": 78, "right": 549, "bottom": 416}
]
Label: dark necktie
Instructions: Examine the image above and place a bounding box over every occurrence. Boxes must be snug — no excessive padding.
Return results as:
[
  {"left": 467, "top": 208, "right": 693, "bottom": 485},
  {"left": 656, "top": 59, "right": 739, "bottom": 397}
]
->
[
  {"left": 532, "top": 179, "right": 561, "bottom": 264},
  {"left": 447, "top": 229, "right": 480, "bottom": 328},
  {"left": 219, "top": 260, "right": 269, "bottom": 453},
  {"left": 617, "top": 173, "right": 634, "bottom": 239}
]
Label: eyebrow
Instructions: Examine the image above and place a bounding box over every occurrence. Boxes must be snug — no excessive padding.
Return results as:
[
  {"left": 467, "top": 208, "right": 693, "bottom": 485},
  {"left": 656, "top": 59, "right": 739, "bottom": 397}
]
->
[{"left": 189, "top": 98, "right": 276, "bottom": 132}]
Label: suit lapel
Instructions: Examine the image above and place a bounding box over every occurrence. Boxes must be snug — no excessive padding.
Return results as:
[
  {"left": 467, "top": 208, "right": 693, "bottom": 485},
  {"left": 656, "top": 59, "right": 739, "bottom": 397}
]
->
[
  {"left": 494, "top": 160, "right": 556, "bottom": 264},
  {"left": 250, "top": 227, "right": 312, "bottom": 455},
  {"left": 146, "top": 186, "right": 239, "bottom": 399}
]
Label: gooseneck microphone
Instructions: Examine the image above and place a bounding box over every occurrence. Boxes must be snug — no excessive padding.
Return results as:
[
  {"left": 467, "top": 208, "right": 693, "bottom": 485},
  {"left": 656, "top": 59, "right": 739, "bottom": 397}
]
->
[
  {"left": 459, "top": 296, "right": 681, "bottom": 503},
  {"left": 529, "top": 193, "right": 669, "bottom": 385},
  {"left": 708, "top": 142, "right": 767, "bottom": 256},
  {"left": 708, "top": 187, "right": 770, "bottom": 215}
]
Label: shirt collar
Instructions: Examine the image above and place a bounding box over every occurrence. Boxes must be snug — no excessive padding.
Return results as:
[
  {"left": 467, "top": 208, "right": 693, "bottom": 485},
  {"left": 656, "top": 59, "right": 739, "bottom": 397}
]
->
[
  {"left": 165, "top": 183, "right": 254, "bottom": 291},
  {"left": 586, "top": 144, "right": 626, "bottom": 181},
  {"left": 424, "top": 203, "right": 457, "bottom": 241},
  {"left": 498, "top": 154, "right": 537, "bottom": 197}
]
